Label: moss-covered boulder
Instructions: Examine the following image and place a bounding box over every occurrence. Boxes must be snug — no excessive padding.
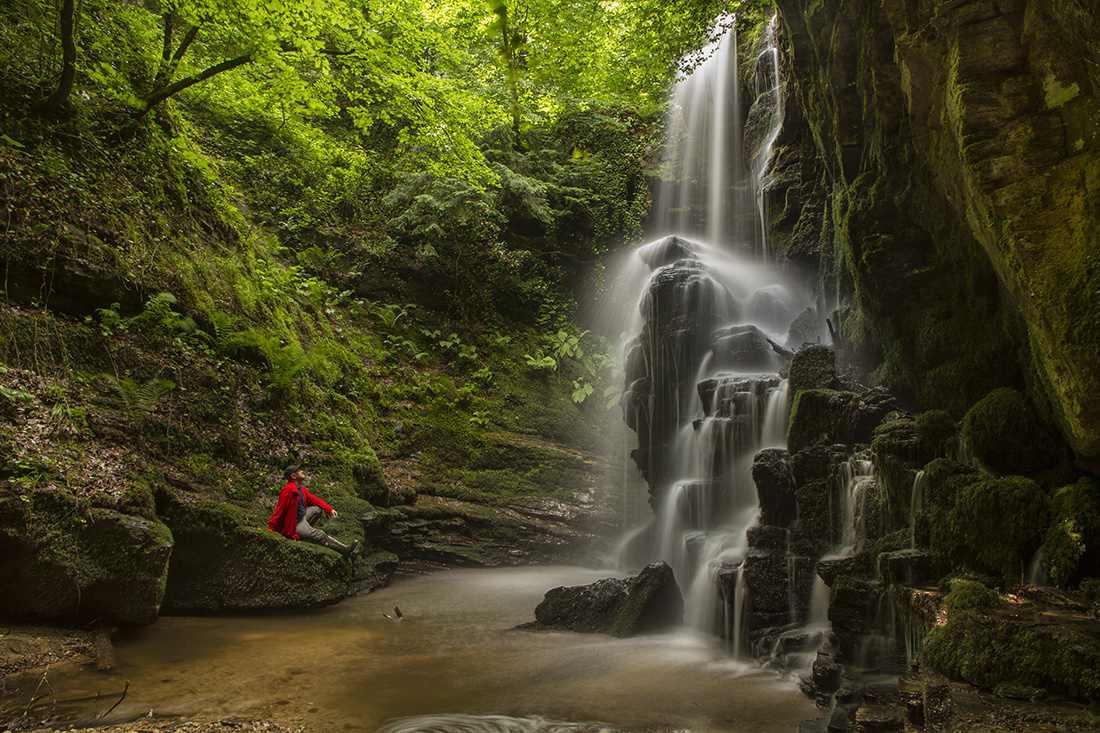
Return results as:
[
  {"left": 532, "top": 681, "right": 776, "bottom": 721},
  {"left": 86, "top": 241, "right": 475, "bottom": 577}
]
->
[
  {"left": 924, "top": 467, "right": 1049, "bottom": 584},
  {"left": 788, "top": 344, "right": 840, "bottom": 396},
  {"left": 156, "top": 492, "right": 390, "bottom": 613},
  {"left": 960, "top": 388, "right": 1059, "bottom": 476},
  {"left": 0, "top": 491, "right": 172, "bottom": 625},
  {"left": 1042, "top": 477, "right": 1100, "bottom": 587},
  {"left": 923, "top": 581, "right": 1100, "bottom": 700},
  {"left": 787, "top": 388, "right": 898, "bottom": 453},
  {"left": 518, "top": 561, "right": 683, "bottom": 637},
  {"left": 751, "top": 448, "right": 798, "bottom": 527}
]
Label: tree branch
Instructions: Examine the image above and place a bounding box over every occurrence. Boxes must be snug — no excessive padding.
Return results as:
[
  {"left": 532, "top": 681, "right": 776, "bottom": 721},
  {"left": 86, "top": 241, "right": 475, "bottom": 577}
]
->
[
  {"left": 153, "top": 19, "right": 201, "bottom": 90},
  {"left": 161, "top": 12, "right": 174, "bottom": 63},
  {"left": 134, "top": 53, "right": 253, "bottom": 119}
]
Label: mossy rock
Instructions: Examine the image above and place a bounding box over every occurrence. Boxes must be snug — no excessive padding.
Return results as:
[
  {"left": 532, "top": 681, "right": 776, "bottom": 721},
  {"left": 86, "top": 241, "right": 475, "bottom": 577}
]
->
[
  {"left": 0, "top": 491, "right": 173, "bottom": 625},
  {"left": 960, "top": 388, "right": 1058, "bottom": 476},
  {"left": 1042, "top": 477, "right": 1100, "bottom": 587},
  {"left": 787, "top": 388, "right": 898, "bottom": 453},
  {"left": 923, "top": 581, "right": 1100, "bottom": 700},
  {"left": 788, "top": 344, "right": 839, "bottom": 396},
  {"left": 157, "top": 494, "right": 366, "bottom": 613},
  {"left": 927, "top": 472, "right": 1049, "bottom": 583}
]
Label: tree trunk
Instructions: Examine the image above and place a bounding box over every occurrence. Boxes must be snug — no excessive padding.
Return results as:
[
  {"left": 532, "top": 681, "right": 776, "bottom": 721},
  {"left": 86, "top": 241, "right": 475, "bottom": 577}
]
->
[{"left": 40, "top": 0, "right": 77, "bottom": 114}]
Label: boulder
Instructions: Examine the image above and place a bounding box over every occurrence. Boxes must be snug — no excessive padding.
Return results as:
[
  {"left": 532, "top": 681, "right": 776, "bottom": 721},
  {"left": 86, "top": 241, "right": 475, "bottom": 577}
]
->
[
  {"left": 156, "top": 492, "right": 393, "bottom": 613},
  {"left": 960, "top": 388, "right": 1060, "bottom": 476},
  {"left": 787, "top": 307, "right": 824, "bottom": 351},
  {"left": 518, "top": 561, "right": 683, "bottom": 637},
  {"left": 752, "top": 448, "right": 798, "bottom": 527},
  {"left": 636, "top": 235, "right": 699, "bottom": 270},
  {"left": 787, "top": 388, "right": 899, "bottom": 453},
  {"left": 710, "top": 325, "right": 793, "bottom": 373},
  {"left": 827, "top": 577, "right": 884, "bottom": 660},
  {"left": 788, "top": 344, "right": 840, "bottom": 396},
  {"left": 0, "top": 491, "right": 172, "bottom": 625}
]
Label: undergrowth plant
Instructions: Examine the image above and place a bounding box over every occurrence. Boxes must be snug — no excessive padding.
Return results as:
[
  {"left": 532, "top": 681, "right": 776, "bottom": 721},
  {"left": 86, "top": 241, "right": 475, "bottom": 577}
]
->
[{"left": 108, "top": 375, "right": 176, "bottom": 429}]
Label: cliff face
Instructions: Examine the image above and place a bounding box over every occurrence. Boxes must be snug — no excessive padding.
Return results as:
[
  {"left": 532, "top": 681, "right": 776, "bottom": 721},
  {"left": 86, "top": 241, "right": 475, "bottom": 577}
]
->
[{"left": 771, "top": 0, "right": 1100, "bottom": 469}]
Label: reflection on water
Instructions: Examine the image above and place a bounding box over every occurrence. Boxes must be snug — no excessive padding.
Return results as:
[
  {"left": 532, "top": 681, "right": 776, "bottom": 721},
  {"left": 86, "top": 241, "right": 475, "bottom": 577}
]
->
[{"left": 35, "top": 567, "right": 815, "bottom": 732}]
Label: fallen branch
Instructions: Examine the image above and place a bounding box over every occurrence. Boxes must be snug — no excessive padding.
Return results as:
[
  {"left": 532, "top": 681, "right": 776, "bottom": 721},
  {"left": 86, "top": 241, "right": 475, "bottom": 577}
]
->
[{"left": 100, "top": 680, "right": 129, "bottom": 717}]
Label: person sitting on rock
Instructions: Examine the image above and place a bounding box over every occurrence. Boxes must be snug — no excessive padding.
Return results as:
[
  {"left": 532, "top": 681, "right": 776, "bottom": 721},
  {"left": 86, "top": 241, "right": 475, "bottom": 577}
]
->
[{"left": 268, "top": 463, "right": 359, "bottom": 557}]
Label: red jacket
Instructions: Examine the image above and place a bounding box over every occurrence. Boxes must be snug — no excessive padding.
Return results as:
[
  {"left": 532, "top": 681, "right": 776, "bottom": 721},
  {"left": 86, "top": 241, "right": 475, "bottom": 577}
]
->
[{"left": 267, "top": 481, "right": 334, "bottom": 539}]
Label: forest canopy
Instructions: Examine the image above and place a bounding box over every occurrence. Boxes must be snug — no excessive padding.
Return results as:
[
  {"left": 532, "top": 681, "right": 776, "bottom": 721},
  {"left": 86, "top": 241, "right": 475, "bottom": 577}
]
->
[{"left": 9, "top": 0, "right": 773, "bottom": 182}]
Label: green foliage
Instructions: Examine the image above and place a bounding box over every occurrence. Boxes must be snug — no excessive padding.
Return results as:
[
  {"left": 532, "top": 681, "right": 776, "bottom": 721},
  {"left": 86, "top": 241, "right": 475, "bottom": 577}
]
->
[
  {"left": 571, "top": 379, "right": 594, "bottom": 404},
  {"left": 109, "top": 375, "right": 176, "bottom": 429},
  {"left": 524, "top": 352, "right": 557, "bottom": 371},
  {"left": 126, "top": 293, "right": 196, "bottom": 349},
  {"left": 469, "top": 409, "right": 492, "bottom": 428}
]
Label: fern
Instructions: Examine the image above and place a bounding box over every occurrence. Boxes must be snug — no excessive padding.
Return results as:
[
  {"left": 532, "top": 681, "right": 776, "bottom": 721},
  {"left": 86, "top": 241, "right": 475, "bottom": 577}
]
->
[
  {"left": 109, "top": 376, "right": 175, "bottom": 428},
  {"left": 264, "top": 340, "right": 307, "bottom": 397}
]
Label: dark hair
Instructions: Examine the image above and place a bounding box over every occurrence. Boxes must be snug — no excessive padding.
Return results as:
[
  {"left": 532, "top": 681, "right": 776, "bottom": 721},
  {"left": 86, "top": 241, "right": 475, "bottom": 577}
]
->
[{"left": 282, "top": 462, "right": 305, "bottom": 480}]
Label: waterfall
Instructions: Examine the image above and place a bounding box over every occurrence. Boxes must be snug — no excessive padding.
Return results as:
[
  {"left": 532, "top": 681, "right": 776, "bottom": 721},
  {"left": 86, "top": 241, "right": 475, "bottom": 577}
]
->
[
  {"left": 749, "top": 16, "right": 783, "bottom": 257},
  {"left": 650, "top": 17, "right": 747, "bottom": 246},
  {"left": 613, "top": 16, "right": 818, "bottom": 655}
]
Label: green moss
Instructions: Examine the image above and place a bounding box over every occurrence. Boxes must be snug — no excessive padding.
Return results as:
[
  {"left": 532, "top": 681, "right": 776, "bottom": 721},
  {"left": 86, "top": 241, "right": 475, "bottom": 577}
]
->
[
  {"left": 923, "top": 580, "right": 1100, "bottom": 700},
  {"left": 915, "top": 410, "right": 957, "bottom": 448},
  {"left": 961, "top": 388, "right": 1057, "bottom": 476},
  {"left": 1042, "top": 477, "right": 1100, "bottom": 586},
  {"left": 927, "top": 472, "right": 1048, "bottom": 583},
  {"left": 941, "top": 578, "right": 1001, "bottom": 611}
]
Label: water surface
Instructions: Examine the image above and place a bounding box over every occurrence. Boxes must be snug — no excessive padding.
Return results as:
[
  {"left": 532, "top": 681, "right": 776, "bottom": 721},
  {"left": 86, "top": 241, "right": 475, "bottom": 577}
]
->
[{"left": 48, "top": 567, "right": 817, "bottom": 732}]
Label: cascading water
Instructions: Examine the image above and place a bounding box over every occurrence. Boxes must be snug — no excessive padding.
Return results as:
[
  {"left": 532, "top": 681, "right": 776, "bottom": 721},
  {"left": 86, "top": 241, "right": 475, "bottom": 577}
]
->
[
  {"left": 747, "top": 15, "right": 783, "bottom": 257},
  {"left": 650, "top": 16, "right": 747, "bottom": 247},
  {"left": 614, "top": 16, "right": 822, "bottom": 656}
]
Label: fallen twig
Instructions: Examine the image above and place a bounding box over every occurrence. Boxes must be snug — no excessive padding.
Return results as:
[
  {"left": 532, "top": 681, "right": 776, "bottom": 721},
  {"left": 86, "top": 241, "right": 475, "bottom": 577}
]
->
[{"left": 96, "top": 680, "right": 129, "bottom": 718}]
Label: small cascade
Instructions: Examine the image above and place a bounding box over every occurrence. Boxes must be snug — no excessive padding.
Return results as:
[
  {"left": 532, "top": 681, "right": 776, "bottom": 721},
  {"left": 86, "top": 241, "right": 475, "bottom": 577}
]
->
[
  {"left": 909, "top": 469, "right": 925, "bottom": 548},
  {"left": 761, "top": 454, "right": 878, "bottom": 678},
  {"left": 835, "top": 452, "right": 876, "bottom": 555},
  {"left": 1027, "top": 549, "right": 1049, "bottom": 587}
]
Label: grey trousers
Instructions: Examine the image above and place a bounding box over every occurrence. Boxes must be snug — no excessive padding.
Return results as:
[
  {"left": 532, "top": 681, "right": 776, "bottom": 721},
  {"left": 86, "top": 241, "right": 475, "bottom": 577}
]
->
[{"left": 295, "top": 505, "right": 331, "bottom": 544}]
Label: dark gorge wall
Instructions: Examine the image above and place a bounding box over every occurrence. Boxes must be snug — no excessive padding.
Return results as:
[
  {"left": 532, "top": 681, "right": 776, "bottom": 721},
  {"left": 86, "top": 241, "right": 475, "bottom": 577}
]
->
[{"left": 770, "top": 0, "right": 1100, "bottom": 470}]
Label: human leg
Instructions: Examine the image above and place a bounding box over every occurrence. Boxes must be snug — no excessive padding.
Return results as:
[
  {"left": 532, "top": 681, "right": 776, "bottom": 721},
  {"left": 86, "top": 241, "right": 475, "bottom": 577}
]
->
[{"left": 296, "top": 507, "right": 359, "bottom": 557}]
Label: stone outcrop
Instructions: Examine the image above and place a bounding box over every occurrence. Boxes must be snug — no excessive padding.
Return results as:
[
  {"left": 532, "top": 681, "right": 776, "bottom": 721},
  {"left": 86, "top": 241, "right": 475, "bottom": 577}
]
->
[
  {"left": 518, "top": 561, "right": 683, "bottom": 637},
  {"left": 771, "top": 0, "right": 1100, "bottom": 470},
  {"left": 752, "top": 448, "right": 798, "bottom": 527},
  {"left": 0, "top": 491, "right": 172, "bottom": 625}
]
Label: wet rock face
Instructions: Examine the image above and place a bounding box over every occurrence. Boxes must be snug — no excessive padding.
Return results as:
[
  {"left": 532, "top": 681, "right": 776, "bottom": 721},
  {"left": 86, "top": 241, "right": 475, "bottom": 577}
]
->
[
  {"left": 623, "top": 249, "right": 794, "bottom": 502},
  {"left": 519, "top": 561, "right": 684, "bottom": 637},
  {"left": 752, "top": 448, "right": 798, "bottom": 527},
  {"left": 773, "top": 0, "right": 1100, "bottom": 468}
]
